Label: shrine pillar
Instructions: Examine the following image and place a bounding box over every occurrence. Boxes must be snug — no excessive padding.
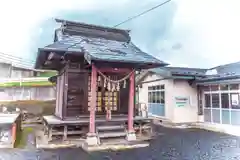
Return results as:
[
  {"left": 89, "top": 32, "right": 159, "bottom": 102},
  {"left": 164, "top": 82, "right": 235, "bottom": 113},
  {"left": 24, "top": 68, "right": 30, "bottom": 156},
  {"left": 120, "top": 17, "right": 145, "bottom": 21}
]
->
[
  {"left": 126, "top": 71, "right": 136, "bottom": 141},
  {"left": 85, "top": 64, "right": 98, "bottom": 145}
]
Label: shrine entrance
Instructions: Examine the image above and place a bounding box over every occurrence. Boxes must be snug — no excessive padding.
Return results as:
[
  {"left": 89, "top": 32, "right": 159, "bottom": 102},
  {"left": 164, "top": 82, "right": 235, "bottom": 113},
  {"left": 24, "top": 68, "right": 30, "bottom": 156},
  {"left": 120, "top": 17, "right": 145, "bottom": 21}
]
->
[{"left": 91, "top": 70, "right": 131, "bottom": 118}]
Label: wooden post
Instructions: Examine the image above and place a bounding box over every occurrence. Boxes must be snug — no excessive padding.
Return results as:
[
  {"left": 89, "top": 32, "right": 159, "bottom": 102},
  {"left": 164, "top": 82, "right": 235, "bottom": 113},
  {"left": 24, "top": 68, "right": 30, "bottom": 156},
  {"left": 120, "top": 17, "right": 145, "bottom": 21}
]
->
[
  {"left": 89, "top": 64, "right": 97, "bottom": 133},
  {"left": 63, "top": 125, "right": 67, "bottom": 141},
  {"left": 11, "top": 123, "right": 16, "bottom": 145},
  {"left": 128, "top": 72, "right": 135, "bottom": 132},
  {"left": 48, "top": 126, "right": 52, "bottom": 142}
]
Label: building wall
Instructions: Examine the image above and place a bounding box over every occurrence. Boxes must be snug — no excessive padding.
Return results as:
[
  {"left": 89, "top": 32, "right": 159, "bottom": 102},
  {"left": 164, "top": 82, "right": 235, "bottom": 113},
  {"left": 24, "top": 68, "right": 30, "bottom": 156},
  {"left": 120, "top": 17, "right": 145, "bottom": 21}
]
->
[
  {"left": 139, "top": 74, "right": 174, "bottom": 121},
  {"left": 0, "top": 63, "right": 33, "bottom": 78},
  {"left": 200, "top": 84, "right": 240, "bottom": 126},
  {"left": 172, "top": 79, "right": 198, "bottom": 123},
  {"left": 0, "top": 86, "right": 55, "bottom": 101},
  {"left": 138, "top": 73, "right": 199, "bottom": 123},
  {"left": 0, "top": 63, "right": 11, "bottom": 78}
]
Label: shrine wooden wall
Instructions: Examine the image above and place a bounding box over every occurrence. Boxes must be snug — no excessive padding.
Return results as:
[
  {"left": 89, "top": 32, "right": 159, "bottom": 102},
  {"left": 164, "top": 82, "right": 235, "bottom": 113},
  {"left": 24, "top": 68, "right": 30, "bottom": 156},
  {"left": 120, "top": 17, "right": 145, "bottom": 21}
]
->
[{"left": 55, "top": 63, "right": 131, "bottom": 120}]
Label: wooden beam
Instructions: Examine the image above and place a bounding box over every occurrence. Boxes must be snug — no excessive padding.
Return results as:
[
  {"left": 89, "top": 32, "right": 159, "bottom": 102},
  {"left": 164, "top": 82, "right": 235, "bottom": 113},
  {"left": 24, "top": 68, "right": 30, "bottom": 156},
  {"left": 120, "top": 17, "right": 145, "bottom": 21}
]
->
[{"left": 98, "top": 68, "right": 131, "bottom": 73}]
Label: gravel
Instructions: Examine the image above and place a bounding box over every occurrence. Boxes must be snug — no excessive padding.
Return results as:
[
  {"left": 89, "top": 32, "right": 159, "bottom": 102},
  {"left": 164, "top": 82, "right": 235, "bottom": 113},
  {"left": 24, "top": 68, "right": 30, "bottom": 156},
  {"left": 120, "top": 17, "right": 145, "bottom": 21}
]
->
[{"left": 0, "top": 125, "right": 240, "bottom": 160}]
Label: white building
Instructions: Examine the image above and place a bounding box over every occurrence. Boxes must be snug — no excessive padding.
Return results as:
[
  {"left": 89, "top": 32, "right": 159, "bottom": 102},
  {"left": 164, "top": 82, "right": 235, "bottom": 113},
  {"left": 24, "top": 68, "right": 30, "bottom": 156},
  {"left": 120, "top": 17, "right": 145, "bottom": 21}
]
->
[
  {"left": 137, "top": 67, "right": 206, "bottom": 123},
  {"left": 0, "top": 55, "right": 56, "bottom": 101},
  {"left": 137, "top": 62, "right": 240, "bottom": 126}
]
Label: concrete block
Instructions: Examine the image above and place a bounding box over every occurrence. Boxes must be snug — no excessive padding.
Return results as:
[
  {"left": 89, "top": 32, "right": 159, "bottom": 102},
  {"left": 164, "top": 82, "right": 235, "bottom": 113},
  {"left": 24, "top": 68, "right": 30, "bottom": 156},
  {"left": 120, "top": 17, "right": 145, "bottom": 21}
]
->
[
  {"left": 126, "top": 132, "right": 136, "bottom": 141},
  {"left": 85, "top": 133, "right": 98, "bottom": 146}
]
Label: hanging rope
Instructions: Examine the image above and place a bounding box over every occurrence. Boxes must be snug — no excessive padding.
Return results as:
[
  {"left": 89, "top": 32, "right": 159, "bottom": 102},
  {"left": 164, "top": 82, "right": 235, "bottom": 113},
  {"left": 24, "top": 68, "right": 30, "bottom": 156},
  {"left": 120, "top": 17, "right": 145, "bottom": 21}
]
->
[{"left": 96, "top": 68, "right": 135, "bottom": 83}]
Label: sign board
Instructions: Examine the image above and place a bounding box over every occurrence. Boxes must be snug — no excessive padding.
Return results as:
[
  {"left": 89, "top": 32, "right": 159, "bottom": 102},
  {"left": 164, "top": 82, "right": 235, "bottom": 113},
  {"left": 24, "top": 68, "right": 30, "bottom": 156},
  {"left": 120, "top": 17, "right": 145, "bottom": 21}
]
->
[{"left": 175, "top": 96, "right": 189, "bottom": 107}]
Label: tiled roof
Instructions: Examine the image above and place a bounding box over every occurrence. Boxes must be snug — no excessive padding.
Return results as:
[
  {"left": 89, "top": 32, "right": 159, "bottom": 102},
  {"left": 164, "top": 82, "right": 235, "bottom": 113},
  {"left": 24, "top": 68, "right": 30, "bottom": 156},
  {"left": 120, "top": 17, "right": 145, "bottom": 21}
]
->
[
  {"left": 35, "top": 19, "right": 168, "bottom": 69},
  {"left": 198, "top": 61, "right": 240, "bottom": 82},
  {"left": 149, "top": 67, "right": 207, "bottom": 76},
  {"left": 43, "top": 35, "right": 166, "bottom": 65},
  {"left": 164, "top": 67, "right": 207, "bottom": 76},
  {"left": 214, "top": 61, "right": 240, "bottom": 75},
  {"left": 195, "top": 75, "right": 240, "bottom": 84},
  {"left": 55, "top": 18, "right": 131, "bottom": 42}
]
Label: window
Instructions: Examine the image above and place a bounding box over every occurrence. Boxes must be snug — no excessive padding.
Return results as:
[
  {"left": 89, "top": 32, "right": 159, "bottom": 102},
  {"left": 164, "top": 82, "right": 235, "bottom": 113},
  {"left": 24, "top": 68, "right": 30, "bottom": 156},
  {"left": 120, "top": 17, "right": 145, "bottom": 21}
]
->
[
  {"left": 148, "top": 86, "right": 153, "bottom": 91},
  {"left": 160, "top": 85, "right": 165, "bottom": 90},
  {"left": 148, "top": 92, "right": 152, "bottom": 103},
  {"left": 156, "top": 91, "right": 160, "bottom": 103},
  {"left": 229, "top": 84, "right": 239, "bottom": 90},
  {"left": 230, "top": 93, "right": 240, "bottom": 109},
  {"left": 202, "top": 86, "right": 210, "bottom": 91},
  {"left": 221, "top": 93, "right": 229, "bottom": 108},
  {"left": 204, "top": 94, "right": 211, "bottom": 108},
  {"left": 152, "top": 92, "right": 156, "bottom": 103},
  {"left": 211, "top": 94, "right": 220, "bottom": 108},
  {"left": 220, "top": 84, "right": 229, "bottom": 91},
  {"left": 148, "top": 85, "right": 165, "bottom": 104},
  {"left": 210, "top": 85, "right": 219, "bottom": 91},
  {"left": 161, "top": 91, "right": 165, "bottom": 104}
]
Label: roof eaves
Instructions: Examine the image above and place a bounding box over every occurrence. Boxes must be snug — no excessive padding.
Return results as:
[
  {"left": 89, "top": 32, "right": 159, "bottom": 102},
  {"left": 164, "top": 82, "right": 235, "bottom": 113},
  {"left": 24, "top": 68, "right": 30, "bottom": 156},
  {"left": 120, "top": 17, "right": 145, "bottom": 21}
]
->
[{"left": 196, "top": 74, "right": 240, "bottom": 82}]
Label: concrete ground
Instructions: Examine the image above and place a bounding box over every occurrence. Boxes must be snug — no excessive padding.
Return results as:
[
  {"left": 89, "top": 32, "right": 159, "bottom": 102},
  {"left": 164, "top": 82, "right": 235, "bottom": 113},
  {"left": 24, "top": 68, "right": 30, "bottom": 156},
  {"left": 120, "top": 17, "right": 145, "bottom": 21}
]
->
[{"left": 1, "top": 125, "right": 240, "bottom": 160}]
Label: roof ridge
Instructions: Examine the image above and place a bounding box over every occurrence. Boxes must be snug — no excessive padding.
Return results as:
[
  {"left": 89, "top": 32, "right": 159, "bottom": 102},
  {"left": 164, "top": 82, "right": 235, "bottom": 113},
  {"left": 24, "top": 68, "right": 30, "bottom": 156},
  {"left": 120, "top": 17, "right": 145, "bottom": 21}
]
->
[
  {"left": 210, "top": 60, "right": 240, "bottom": 70},
  {"left": 165, "top": 66, "right": 207, "bottom": 70},
  {"left": 55, "top": 18, "right": 130, "bottom": 33}
]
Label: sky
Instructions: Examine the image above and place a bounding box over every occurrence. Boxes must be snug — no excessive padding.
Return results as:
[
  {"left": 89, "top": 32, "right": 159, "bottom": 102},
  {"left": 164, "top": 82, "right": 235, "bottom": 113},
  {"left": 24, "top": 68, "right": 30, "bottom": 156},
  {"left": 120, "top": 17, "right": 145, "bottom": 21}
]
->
[{"left": 0, "top": 0, "right": 239, "bottom": 68}]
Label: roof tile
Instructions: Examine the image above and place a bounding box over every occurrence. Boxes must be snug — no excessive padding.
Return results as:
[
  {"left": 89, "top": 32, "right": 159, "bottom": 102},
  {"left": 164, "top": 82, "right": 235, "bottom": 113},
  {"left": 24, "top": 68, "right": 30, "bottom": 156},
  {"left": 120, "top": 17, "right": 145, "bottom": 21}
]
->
[{"left": 44, "top": 35, "right": 166, "bottom": 65}]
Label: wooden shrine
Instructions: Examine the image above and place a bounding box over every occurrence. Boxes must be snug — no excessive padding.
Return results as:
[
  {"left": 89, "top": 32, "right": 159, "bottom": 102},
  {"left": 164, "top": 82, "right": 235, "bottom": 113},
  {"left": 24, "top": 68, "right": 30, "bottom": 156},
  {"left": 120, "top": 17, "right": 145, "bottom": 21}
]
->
[
  {"left": 53, "top": 62, "right": 132, "bottom": 120},
  {"left": 35, "top": 19, "right": 168, "bottom": 146}
]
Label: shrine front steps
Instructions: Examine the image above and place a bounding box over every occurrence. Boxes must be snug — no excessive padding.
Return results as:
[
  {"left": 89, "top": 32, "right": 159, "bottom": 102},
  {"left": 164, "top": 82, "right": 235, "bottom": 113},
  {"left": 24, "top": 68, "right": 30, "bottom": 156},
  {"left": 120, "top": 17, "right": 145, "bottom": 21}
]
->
[{"left": 96, "top": 122, "right": 127, "bottom": 145}]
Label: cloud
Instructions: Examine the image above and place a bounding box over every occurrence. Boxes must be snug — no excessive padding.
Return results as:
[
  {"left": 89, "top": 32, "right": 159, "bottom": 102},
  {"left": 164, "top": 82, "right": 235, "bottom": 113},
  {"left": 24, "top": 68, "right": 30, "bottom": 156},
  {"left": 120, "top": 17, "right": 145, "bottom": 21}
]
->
[
  {"left": 0, "top": 0, "right": 130, "bottom": 60},
  {"left": 0, "top": 0, "right": 240, "bottom": 69},
  {"left": 156, "top": 0, "right": 240, "bottom": 68}
]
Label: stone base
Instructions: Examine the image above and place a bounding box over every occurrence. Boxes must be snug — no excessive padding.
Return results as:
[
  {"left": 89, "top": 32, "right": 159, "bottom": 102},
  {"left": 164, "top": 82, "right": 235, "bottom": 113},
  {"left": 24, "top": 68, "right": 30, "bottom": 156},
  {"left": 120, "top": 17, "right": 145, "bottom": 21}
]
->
[
  {"left": 126, "top": 131, "right": 136, "bottom": 141},
  {"left": 198, "top": 115, "right": 204, "bottom": 122},
  {"left": 85, "top": 133, "right": 98, "bottom": 146},
  {"left": 82, "top": 142, "right": 149, "bottom": 152}
]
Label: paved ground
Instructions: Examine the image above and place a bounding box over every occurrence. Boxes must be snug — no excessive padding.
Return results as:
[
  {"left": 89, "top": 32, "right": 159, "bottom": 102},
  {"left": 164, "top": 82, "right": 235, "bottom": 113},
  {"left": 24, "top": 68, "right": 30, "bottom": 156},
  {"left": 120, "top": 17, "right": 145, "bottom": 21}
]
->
[{"left": 1, "top": 125, "right": 240, "bottom": 160}]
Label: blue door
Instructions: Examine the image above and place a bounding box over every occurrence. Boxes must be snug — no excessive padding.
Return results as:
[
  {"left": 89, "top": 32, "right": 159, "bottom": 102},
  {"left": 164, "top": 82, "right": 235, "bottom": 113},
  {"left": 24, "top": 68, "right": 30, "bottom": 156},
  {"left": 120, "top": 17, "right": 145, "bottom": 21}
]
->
[{"left": 148, "top": 103, "right": 165, "bottom": 117}]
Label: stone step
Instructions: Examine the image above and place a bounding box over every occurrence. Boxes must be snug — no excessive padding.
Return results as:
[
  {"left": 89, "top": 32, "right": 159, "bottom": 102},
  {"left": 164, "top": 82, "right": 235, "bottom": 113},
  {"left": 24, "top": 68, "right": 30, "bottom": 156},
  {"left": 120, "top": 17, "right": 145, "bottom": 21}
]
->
[
  {"left": 100, "top": 138, "right": 128, "bottom": 145},
  {"left": 97, "top": 125, "right": 125, "bottom": 131},
  {"left": 98, "top": 131, "right": 126, "bottom": 138}
]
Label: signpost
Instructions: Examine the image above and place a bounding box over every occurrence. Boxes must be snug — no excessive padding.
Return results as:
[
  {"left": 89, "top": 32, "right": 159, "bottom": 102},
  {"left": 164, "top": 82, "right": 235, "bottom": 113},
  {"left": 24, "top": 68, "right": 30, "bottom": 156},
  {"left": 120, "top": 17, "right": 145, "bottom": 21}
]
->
[{"left": 175, "top": 97, "right": 189, "bottom": 107}]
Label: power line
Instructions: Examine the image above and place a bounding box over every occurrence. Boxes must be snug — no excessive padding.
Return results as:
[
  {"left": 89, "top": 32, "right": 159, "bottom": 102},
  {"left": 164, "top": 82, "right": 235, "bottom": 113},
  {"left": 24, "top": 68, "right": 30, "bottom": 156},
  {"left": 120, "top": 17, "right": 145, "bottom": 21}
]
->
[
  {"left": 113, "top": 0, "right": 172, "bottom": 28},
  {"left": 0, "top": 52, "right": 37, "bottom": 70},
  {"left": 0, "top": 52, "right": 36, "bottom": 66},
  {"left": 0, "top": 52, "right": 36, "bottom": 63}
]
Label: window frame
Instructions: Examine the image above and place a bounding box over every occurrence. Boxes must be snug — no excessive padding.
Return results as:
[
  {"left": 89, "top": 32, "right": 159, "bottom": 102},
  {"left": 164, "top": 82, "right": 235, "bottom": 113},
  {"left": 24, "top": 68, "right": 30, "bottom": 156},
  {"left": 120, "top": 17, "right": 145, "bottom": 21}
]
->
[{"left": 148, "top": 85, "right": 165, "bottom": 104}]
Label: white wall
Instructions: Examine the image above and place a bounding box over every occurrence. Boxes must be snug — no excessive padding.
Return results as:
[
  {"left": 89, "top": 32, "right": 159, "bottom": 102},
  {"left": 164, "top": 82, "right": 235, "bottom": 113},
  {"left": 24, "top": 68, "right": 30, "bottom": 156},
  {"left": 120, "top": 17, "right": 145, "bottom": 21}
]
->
[
  {"left": 0, "top": 63, "right": 11, "bottom": 78},
  {"left": 0, "top": 87, "right": 55, "bottom": 101},
  {"left": 138, "top": 73, "right": 175, "bottom": 120},
  {"left": 172, "top": 80, "right": 198, "bottom": 123},
  {"left": 0, "top": 63, "right": 33, "bottom": 78},
  {"left": 138, "top": 73, "right": 200, "bottom": 123}
]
